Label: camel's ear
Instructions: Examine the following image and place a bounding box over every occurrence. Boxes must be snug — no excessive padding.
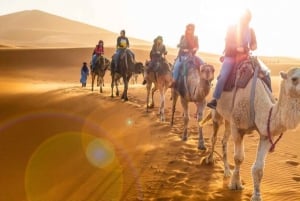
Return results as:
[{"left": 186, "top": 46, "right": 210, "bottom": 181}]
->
[{"left": 280, "top": 71, "right": 288, "bottom": 80}]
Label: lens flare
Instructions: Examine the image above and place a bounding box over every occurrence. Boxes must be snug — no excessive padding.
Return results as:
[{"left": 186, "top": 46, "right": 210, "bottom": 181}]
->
[{"left": 85, "top": 138, "right": 115, "bottom": 168}]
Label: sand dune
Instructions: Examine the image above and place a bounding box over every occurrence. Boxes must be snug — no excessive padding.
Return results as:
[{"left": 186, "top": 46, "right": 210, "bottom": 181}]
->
[
  {"left": 1, "top": 9, "right": 300, "bottom": 201},
  {"left": 0, "top": 10, "right": 151, "bottom": 48}
]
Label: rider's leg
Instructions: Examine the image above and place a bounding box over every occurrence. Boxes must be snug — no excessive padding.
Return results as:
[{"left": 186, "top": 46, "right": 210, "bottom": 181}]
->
[
  {"left": 207, "top": 57, "right": 235, "bottom": 109},
  {"left": 171, "top": 57, "right": 182, "bottom": 87}
]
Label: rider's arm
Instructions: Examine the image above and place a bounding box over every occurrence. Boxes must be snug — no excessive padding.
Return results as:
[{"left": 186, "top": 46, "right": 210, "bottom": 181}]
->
[
  {"left": 126, "top": 38, "right": 130, "bottom": 48},
  {"left": 249, "top": 28, "right": 257, "bottom": 51},
  {"left": 192, "top": 36, "right": 199, "bottom": 54}
]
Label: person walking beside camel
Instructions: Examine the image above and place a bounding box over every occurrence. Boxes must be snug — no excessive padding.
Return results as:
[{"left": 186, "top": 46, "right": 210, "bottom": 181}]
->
[{"left": 80, "top": 62, "right": 89, "bottom": 87}]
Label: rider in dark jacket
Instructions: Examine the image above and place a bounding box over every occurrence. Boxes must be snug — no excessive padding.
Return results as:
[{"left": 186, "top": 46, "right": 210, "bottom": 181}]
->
[{"left": 142, "top": 36, "right": 167, "bottom": 85}]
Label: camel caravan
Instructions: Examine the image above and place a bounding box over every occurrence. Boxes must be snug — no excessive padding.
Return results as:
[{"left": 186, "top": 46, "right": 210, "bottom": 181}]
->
[
  {"left": 90, "top": 48, "right": 300, "bottom": 200},
  {"left": 86, "top": 17, "right": 300, "bottom": 200}
]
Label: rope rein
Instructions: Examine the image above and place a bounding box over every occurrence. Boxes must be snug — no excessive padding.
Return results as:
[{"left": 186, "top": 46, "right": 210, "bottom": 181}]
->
[{"left": 267, "top": 107, "right": 283, "bottom": 152}]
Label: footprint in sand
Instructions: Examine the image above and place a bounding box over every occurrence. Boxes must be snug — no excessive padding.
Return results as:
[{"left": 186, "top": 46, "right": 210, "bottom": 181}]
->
[
  {"left": 285, "top": 160, "right": 299, "bottom": 166},
  {"left": 292, "top": 176, "right": 300, "bottom": 182}
]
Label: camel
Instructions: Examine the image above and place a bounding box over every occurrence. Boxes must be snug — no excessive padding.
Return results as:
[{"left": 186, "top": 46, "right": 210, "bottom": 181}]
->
[
  {"left": 109, "top": 59, "right": 122, "bottom": 97},
  {"left": 112, "top": 49, "right": 135, "bottom": 101},
  {"left": 144, "top": 60, "right": 173, "bottom": 121},
  {"left": 170, "top": 56, "right": 215, "bottom": 149},
  {"left": 110, "top": 60, "right": 142, "bottom": 97},
  {"left": 202, "top": 63, "right": 300, "bottom": 201},
  {"left": 131, "top": 62, "right": 144, "bottom": 84},
  {"left": 91, "top": 55, "right": 110, "bottom": 93}
]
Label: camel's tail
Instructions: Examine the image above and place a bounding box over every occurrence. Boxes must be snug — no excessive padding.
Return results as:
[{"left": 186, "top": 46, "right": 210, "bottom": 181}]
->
[{"left": 199, "top": 111, "right": 212, "bottom": 127}]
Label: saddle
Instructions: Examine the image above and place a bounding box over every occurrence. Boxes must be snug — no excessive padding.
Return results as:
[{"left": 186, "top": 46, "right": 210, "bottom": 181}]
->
[
  {"left": 223, "top": 56, "right": 271, "bottom": 92},
  {"left": 96, "top": 55, "right": 108, "bottom": 70},
  {"left": 177, "top": 56, "right": 199, "bottom": 97}
]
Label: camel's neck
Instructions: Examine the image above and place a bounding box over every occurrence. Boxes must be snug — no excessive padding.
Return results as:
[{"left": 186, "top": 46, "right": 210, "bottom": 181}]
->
[
  {"left": 272, "top": 82, "right": 300, "bottom": 133},
  {"left": 194, "top": 79, "right": 211, "bottom": 100}
]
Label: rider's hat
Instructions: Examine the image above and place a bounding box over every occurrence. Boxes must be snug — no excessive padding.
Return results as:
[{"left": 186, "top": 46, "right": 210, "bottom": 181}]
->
[
  {"left": 156, "top": 36, "right": 163, "bottom": 42},
  {"left": 240, "top": 9, "right": 252, "bottom": 23},
  {"left": 186, "top": 23, "right": 195, "bottom": 31}
]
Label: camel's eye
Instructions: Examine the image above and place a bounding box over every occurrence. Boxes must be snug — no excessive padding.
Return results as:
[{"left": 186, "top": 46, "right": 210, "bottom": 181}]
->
[{"left": 291, "top": 77, "right": 298, "bottom": 85}]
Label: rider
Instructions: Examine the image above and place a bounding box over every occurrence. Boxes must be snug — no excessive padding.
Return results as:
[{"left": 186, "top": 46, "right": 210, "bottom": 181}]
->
[
  {"left": 91, "top": 40, "right": 104, "bottom": 72},
  {"left": 207, "top": 9, "right": 257, "bottom": 109},
  {"left": 171, "top": 23, "right": 205, "bottom": 87},
  {"left": 142, "top": 35, "right": 167, "bottom": 85},
  {"left": 113, "top": 29, "right": 135, "bottom": 72}
]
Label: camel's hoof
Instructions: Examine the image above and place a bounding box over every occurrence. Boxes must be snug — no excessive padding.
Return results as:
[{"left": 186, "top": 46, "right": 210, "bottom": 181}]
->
[
  {"left": 224, "top": 169, "right": 232, "bottom": 177},
  {"left": 182, "top": 135, "right": 188, "bottom": 141},
  {"left": 148, "top": 103, "right": 154, "bottom": 108},
  {"left": 251, "top": 194, "right": 262, "bottom": 201},
  {"left": 205, "top": 155, "right": 214, "bottom": 164},
  {"left": 228, "top": 182, "right": 244, "bottom": 190},
  {"left": 198, "top": 144, "right": 207, "bottom": 150}
]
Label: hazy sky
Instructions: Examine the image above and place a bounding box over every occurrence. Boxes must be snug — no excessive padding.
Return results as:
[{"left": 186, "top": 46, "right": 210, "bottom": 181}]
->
[{"left": 1, "top": 0, "right": 300, "bottom": 57}]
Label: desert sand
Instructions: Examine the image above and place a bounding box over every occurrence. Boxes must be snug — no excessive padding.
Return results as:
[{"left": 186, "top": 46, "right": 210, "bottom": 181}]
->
[{"left": 0, "top": 10, "right": 300, "bottom": 201}]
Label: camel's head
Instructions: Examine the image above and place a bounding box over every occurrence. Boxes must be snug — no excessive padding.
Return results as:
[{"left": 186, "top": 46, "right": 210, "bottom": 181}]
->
[
  {"left": 199, "top": 64, "right": 215, "bottom": 82},
  {"left": 280, "top": 67, "right": 300, "bottom": 98}
]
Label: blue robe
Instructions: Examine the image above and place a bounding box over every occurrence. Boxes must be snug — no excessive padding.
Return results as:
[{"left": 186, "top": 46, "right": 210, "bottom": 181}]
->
[{"left": 80, "top": 65, "right": 89, "bottom": 84}]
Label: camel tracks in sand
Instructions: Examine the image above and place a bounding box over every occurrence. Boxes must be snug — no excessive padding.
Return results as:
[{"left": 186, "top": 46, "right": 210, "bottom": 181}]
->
[{"left": 286, "top": 160, "right": 299, "bottom": 166}]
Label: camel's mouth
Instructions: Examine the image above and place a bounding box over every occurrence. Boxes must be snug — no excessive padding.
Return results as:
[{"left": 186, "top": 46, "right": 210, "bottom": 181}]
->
[{"left": 289, "top": 87, "right": 300, "bottom": 98}]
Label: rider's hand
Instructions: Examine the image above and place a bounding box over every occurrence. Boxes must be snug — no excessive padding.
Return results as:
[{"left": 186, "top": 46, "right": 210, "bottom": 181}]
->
[
  {"left": 192, "top": 48, "right": 197, "bottom": 54},
  {"left": 156, "top": 51, "right": 161, "bottom": 54},
  {"left": 237, "top": 47, "right": 245, "bottom": 53},
  {"left": 183, "top": 49, "right": 189, "bottom": 53}
]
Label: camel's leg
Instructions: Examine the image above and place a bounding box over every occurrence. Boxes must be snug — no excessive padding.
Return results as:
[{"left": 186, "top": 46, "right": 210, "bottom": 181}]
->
[
  {"left": 181, "top": 98, "right": 189, "bottom": 141},
  {"left": 134, "top": 74, "right": 138, "bottom": 84},
  {"left": 158, "top": 86, "right": 166, "bottom": 122},
  {"left": 122, "top": 75, "right": 129, "bottom": 101},
  {"left": 99, "top": 78, "right": 103, "bottom": 93},
  {"left": 170, "top": 90, "right": 178, "bottom": 126},
  {"left": 206, "top": 110, "right": 222, "bottom": 163},
  {"left": 91, "top": 75, "right": 95, "bottom": 91},
  {"left": 97, "top": 76, "right": 100, "bottom": 86},
  {"left": 251, "top": 136, "right": 271, "bottom": 201},
  {"left": 229, "top": 125, "right": 245, "bottom": 190},
  {"left": 146, "top": 82, "right": 151, "bottom": 112},
  {"left": 222, "top": 120, "right": 232, "bottom": 177},
  {"left": 111, "top": 74, "right": 115, "bottom": 97},
  {"left": 125, "top": 75, "right": 131, "bottom": 100},
  {"left": 115, "top": 81, "right": 119, "bottom": 96},
  {"left": 196, "top": 101, "right": 206, "bottom": 150},
  {"left": 150, "top": 84, "right": 157, "bottom": 108}
]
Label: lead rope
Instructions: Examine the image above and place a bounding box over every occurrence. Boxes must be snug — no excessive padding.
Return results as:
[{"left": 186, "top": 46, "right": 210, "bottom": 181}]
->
[{"left": 267, "top": 107, "right": 283, "bottom": 152}]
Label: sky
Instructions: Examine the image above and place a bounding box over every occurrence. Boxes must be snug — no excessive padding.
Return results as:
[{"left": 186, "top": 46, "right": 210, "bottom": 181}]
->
[{"left": 1, "top": 0, "right": 300, "bottom": 58}]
